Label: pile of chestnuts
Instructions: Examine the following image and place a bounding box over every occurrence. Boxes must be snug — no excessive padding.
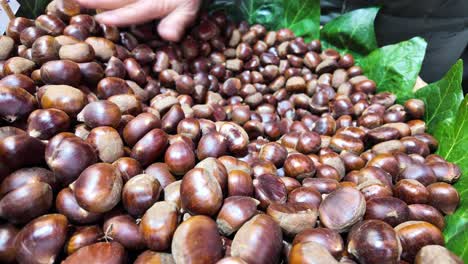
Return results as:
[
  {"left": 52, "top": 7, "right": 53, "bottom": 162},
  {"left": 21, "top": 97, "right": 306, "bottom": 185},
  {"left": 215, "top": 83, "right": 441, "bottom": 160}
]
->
[{"left": 0, "top": 0, "right": 464, "bottom": 263}]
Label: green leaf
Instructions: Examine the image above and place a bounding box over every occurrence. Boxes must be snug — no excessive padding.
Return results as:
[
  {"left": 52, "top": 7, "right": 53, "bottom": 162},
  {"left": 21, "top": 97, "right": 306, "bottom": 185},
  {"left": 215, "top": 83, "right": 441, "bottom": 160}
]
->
[
  {"left": 320, "top": 7, "right": 379, "bottom": 60},
  {"left": 415, "top": 60, "right": 464, "bottom": 133},
  {"left": 439, "top": 96, "right": 468, "bottom": 261},
  {"left": 207, "top": 0, "right": 320, "bottom": 40},
  {"left": 359, "top": 37, "right": 427, "bottom": 103},
  {"left": 17, "top": 0, "right": 50, "bottom": 19}
]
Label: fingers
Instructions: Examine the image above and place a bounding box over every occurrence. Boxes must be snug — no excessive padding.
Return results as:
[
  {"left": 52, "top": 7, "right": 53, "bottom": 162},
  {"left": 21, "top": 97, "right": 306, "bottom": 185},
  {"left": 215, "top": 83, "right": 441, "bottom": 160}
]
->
[
  {"left": 157, "top": 0, "right": 201, "bottom": 42},
  {"left": 94, "top": 0, "right": 172, "bottom": 26},
  {"left": 75, "top": 0, "right": 135, "bottom": 10}
]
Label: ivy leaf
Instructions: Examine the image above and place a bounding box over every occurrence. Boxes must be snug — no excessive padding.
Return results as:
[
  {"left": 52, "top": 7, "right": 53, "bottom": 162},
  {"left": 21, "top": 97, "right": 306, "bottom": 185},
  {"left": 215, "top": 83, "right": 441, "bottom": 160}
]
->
[
  {"left": 17, "top": 0, "right": 50, "bottom": 19},
  {"left": 207, "top": 0, "right": 320, "bottom": 40},
  {"left": 359, "top": 37, "right": 427, "bottom": 103},
  {"left": 321, "top": 7, "right": 379, "bottom": 61},
  {"left": 439, "top": 96, "right": 468, "bottom": 260},
  {"left": 415, "top": 60, "right": 464, "bottom": 133}
]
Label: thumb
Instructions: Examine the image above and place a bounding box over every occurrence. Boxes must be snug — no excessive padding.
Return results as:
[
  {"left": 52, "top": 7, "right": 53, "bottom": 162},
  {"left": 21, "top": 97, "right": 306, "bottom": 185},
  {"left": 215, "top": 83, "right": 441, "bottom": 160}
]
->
[{"left": 157, "top": 0, "right": 201, "bottom": 42}]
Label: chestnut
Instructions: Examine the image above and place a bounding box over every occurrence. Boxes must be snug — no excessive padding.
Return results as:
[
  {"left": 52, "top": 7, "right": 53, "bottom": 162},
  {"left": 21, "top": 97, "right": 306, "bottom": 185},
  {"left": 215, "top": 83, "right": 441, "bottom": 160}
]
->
[
  {"left": 0, "top": 224, "right": 18, "bottom": 263},
  {"left": 0, "top": 181, "right": 53, "bottom": 224},
  {"left": 0, "top": 133, "right": 45, "bottom": 170},
  {"left": 394, "top": 179, "right": 429, "bottom": 204},
  {"left": 427, "top": 182, "right": 460, "bottom": 215},
  {"left": 131, "top": 128, "right": 168, "bottom": 167},
  {"left": 253, "top": 173, "right": 288, "bottom": 209},
  {"left": 398, "top": 163, "right": 437, "bottom": 186},
  {"left": 0, "top": 73, "right": 36, "bottom": 94},
  {"left": 97, "top": 77, "right": 133, "bottom": 99},
  {"left": 122, "top": 174, "right": 161, "bottom": 217},
  {"left": 364, "top": 197, "right": 409, "bottom": 227},
  {"left": 302, "top": 178, "right": 340, "bottom": 194},
  {"left": 144, "top": 162, "right": 176, "bottom": 188},
  {"left": 77, "top": 100, "right": 122, "bottom": 129},
  {"left": 0, "top": 86, "right": 37, "bottom": 123},
  {"left": 395, "top": 221, "right": 444, "bottom": 262},
  {"left": 164, "top": 181, "right": 182, "bottom": 209},
  {"left": 231, "top": 214, "right": 283, "bottom": 264},
  {"left": 165, "top": 141, "right": 196, "bottom": 176},
  {"left": 267, "top": 202, "right": 317, "bottom": 236},
  {"left": 289, "top": 242, "right": 339, "bottom": 264},
  {"left": 31, "top": 35, "right": 60, "bottom": 65},
  {"left": 41, "top": 85, "right": 87, "bottom": 117},
  {"left": 216, "top": 257, "right": 248, "bottom": 264},
  {"left": 408, "top": 204, "right": 445, "bottom": 230},
  {"left": 228, "top": 169, "right": 254, "bottom": 197},
  {"left": 172, "top": 215, "right": 223, "bottom": 264},
  {"left": 347, "top": 220, "right": 401, "bottom": 264},
  {"left": 59, "top": 42, "right": 95, "bottom": 63},
  {"left": 73, "top": 163, "right": 123, "bottom": 213},
  {"left": 65, "top": 225, "right": 103, "bottom": 255},
  {"left": 216, "top": 196, "right": 259, "bottom": 236},
  {"left": 15, "top": 214, "right": 68, "bottom": 264},
  {"left": 135, "top": 251, "right": 175, "bottom": 264},
  {"left": 27, "top": 108, "right": 70, "bottom": 140},
  {"left": 259, "top": 142, "right": 288, "bottom": 167},
  {"left": 427, "top": 161, "right": 461, "bottom": 183},
  {"left": 40, "top": 60, "right": 82, "bottom": 86},
  {"left": 62, "top": 242, "right": 126, "bottom": 264},
  {"left": 181, "top": 168, "right": 223, "bottom": 216},
  {"left": 293, "top": 228, "right": 344, "bottom": 259},
  {"left": 103, "top": 214, "right": 145, "bottom": 250},
  {"left": 86, "top": 126, "right": 124, "bottom": 163},
  {"left": 195, "top": 157, "right": 229, "bottom": 195},
  {"left": 45, "top": 133, "right": 97, "bottom": 186},
  {"left": 123, "top": 112, "right": 161, "bottom": 147},
  {"left": 197, "top": 131, "right": 228, "bottom": 160},
  {"left": 85, "top": 37, "right": 116, "bottom": 61},
  {"left": 319, "top": 187, "right": 366, "bottom": 232},
  {"left": 288, "top": 187, "right": 322, "bottom": 209},
  {"left": 415, "top": 245, "right": 463, "bottom": 264},
  {"left": 56, "top": 187, "right": 102, "bottom": 224},
  {"left": 404, "top": 99, "right": 425, "bottom": 120},
  {"left": 283, "top": 153, "right": 316, "bottom": 180},
  {"left": 0, "top": 167, "right": 57, "bottom": 197}
]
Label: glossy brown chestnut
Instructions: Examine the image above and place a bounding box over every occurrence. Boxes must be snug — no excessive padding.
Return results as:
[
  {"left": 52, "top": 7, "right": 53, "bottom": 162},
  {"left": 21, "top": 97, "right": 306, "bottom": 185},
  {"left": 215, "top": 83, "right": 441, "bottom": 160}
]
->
[
  {"left": 289, "top": 242, "right": 339, "bottom": 264},
  {"left": 73, "top": 163, "right": 123, "bottom": 213},
  {"left": 131, "top": 128, "right": 168, "bottom": 167},
  {"left": 0, "top": 86, "right": 37, "bottom": 123},
  {"left": 40, "top": 85, "right": 87, "bottom": 117},
  {"left": 165, "top": 141, "right": 196, "bottom": 176},
  {"left": 364, "top": 197, "right": 409, "bottom": 227},
  {"left": 319, "top": 187, "right": 366, "bottom": 232},
  {"left": 77, "top": 100, "right": 122, "bottom": 129},
  {"left": 253, "top": 173, "right": 288, "bottom": 209},
  {"left": 216, "top": 196, "right": 259, "bottom": 236},
  {"left": 0, "top": 133, "right": 45, "bottom": 170},
  {"left": 231, "top": 214, "right": 283, "bottom": 264},
  {"left": 267, "top": 202, "right": 317, "bottom": 236},
  {"left": 288, "top": 187, "right": 322, "bottom": 209},
  {"left": 172, "top": 215, "right": 223, "bottom": 264},
  {"left": 181, "top": 168, "right": 223, "bottom": 216},
  {"left": 408, "top": 204, "right": 445, "bottom": 230},
  {"left": 65, "top": 225, "right": 103, "bottom": 256},
  {"left": 427, "top": 182, "right": 460, "bottom": 215},
  {"left": 103, "top": 214, "right": 145, "bottom": 250},
  {"left": 140, "top": 201, "right": 179, "bottom": 251},
  {"left": 227, "top": 169, "right": 254, "bottom": 197},
  {"left": 62, "top": 242, "right": 126, "bottom": 264},
  {"left": 56, "top": 187, "right": 102, "bottom": 224},
  {"left": 15, "top": 214, "right": 68, "bottom": 264},
  {"left": 86, "top": 126, "right": 124, "bottom": 163},
  {"left": 197, "top": 131, "right": 228, "bottom": 160},
  {"left": 27, "top": 108, "right": 70, "bottom": 140},
  {"left": 347, "top": 220, "right": 401, "bottom": 264},
  {"left": 122, "top": 174, "right": 161, "bottom": 217},
  {"left": 0, "top": 181, "right": 53, "bottom": 224},
  {"left": 283, "top": 153, "right": 316, "bottom": 180},
  {"left": 0, "top": 224, "right": 18, "bottom": 263},
  {"left": 45, "top": 133, "right": 97, "bottom": 186},
  {"left": 394, "top": 179, "right": 430, "bottom": 204},
  {"left": 395, "top": 221, "right": 444, "bottom": 262},
  {"left": 293, "top": 228, "right": 344, "bottom": 259}
]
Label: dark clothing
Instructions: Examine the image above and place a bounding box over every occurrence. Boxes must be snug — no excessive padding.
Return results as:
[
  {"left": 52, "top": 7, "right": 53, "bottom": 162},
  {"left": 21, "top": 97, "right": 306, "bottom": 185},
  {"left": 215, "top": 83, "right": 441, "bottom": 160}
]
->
[{"left": 321, "top": 0, "right": 468, "bottom": 90}]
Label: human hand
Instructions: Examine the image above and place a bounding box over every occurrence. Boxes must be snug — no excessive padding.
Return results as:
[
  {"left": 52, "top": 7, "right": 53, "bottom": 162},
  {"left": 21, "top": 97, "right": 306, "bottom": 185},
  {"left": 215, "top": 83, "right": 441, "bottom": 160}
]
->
[{"left": 75, "top": 0, "right": 202, "bottom": 42}]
